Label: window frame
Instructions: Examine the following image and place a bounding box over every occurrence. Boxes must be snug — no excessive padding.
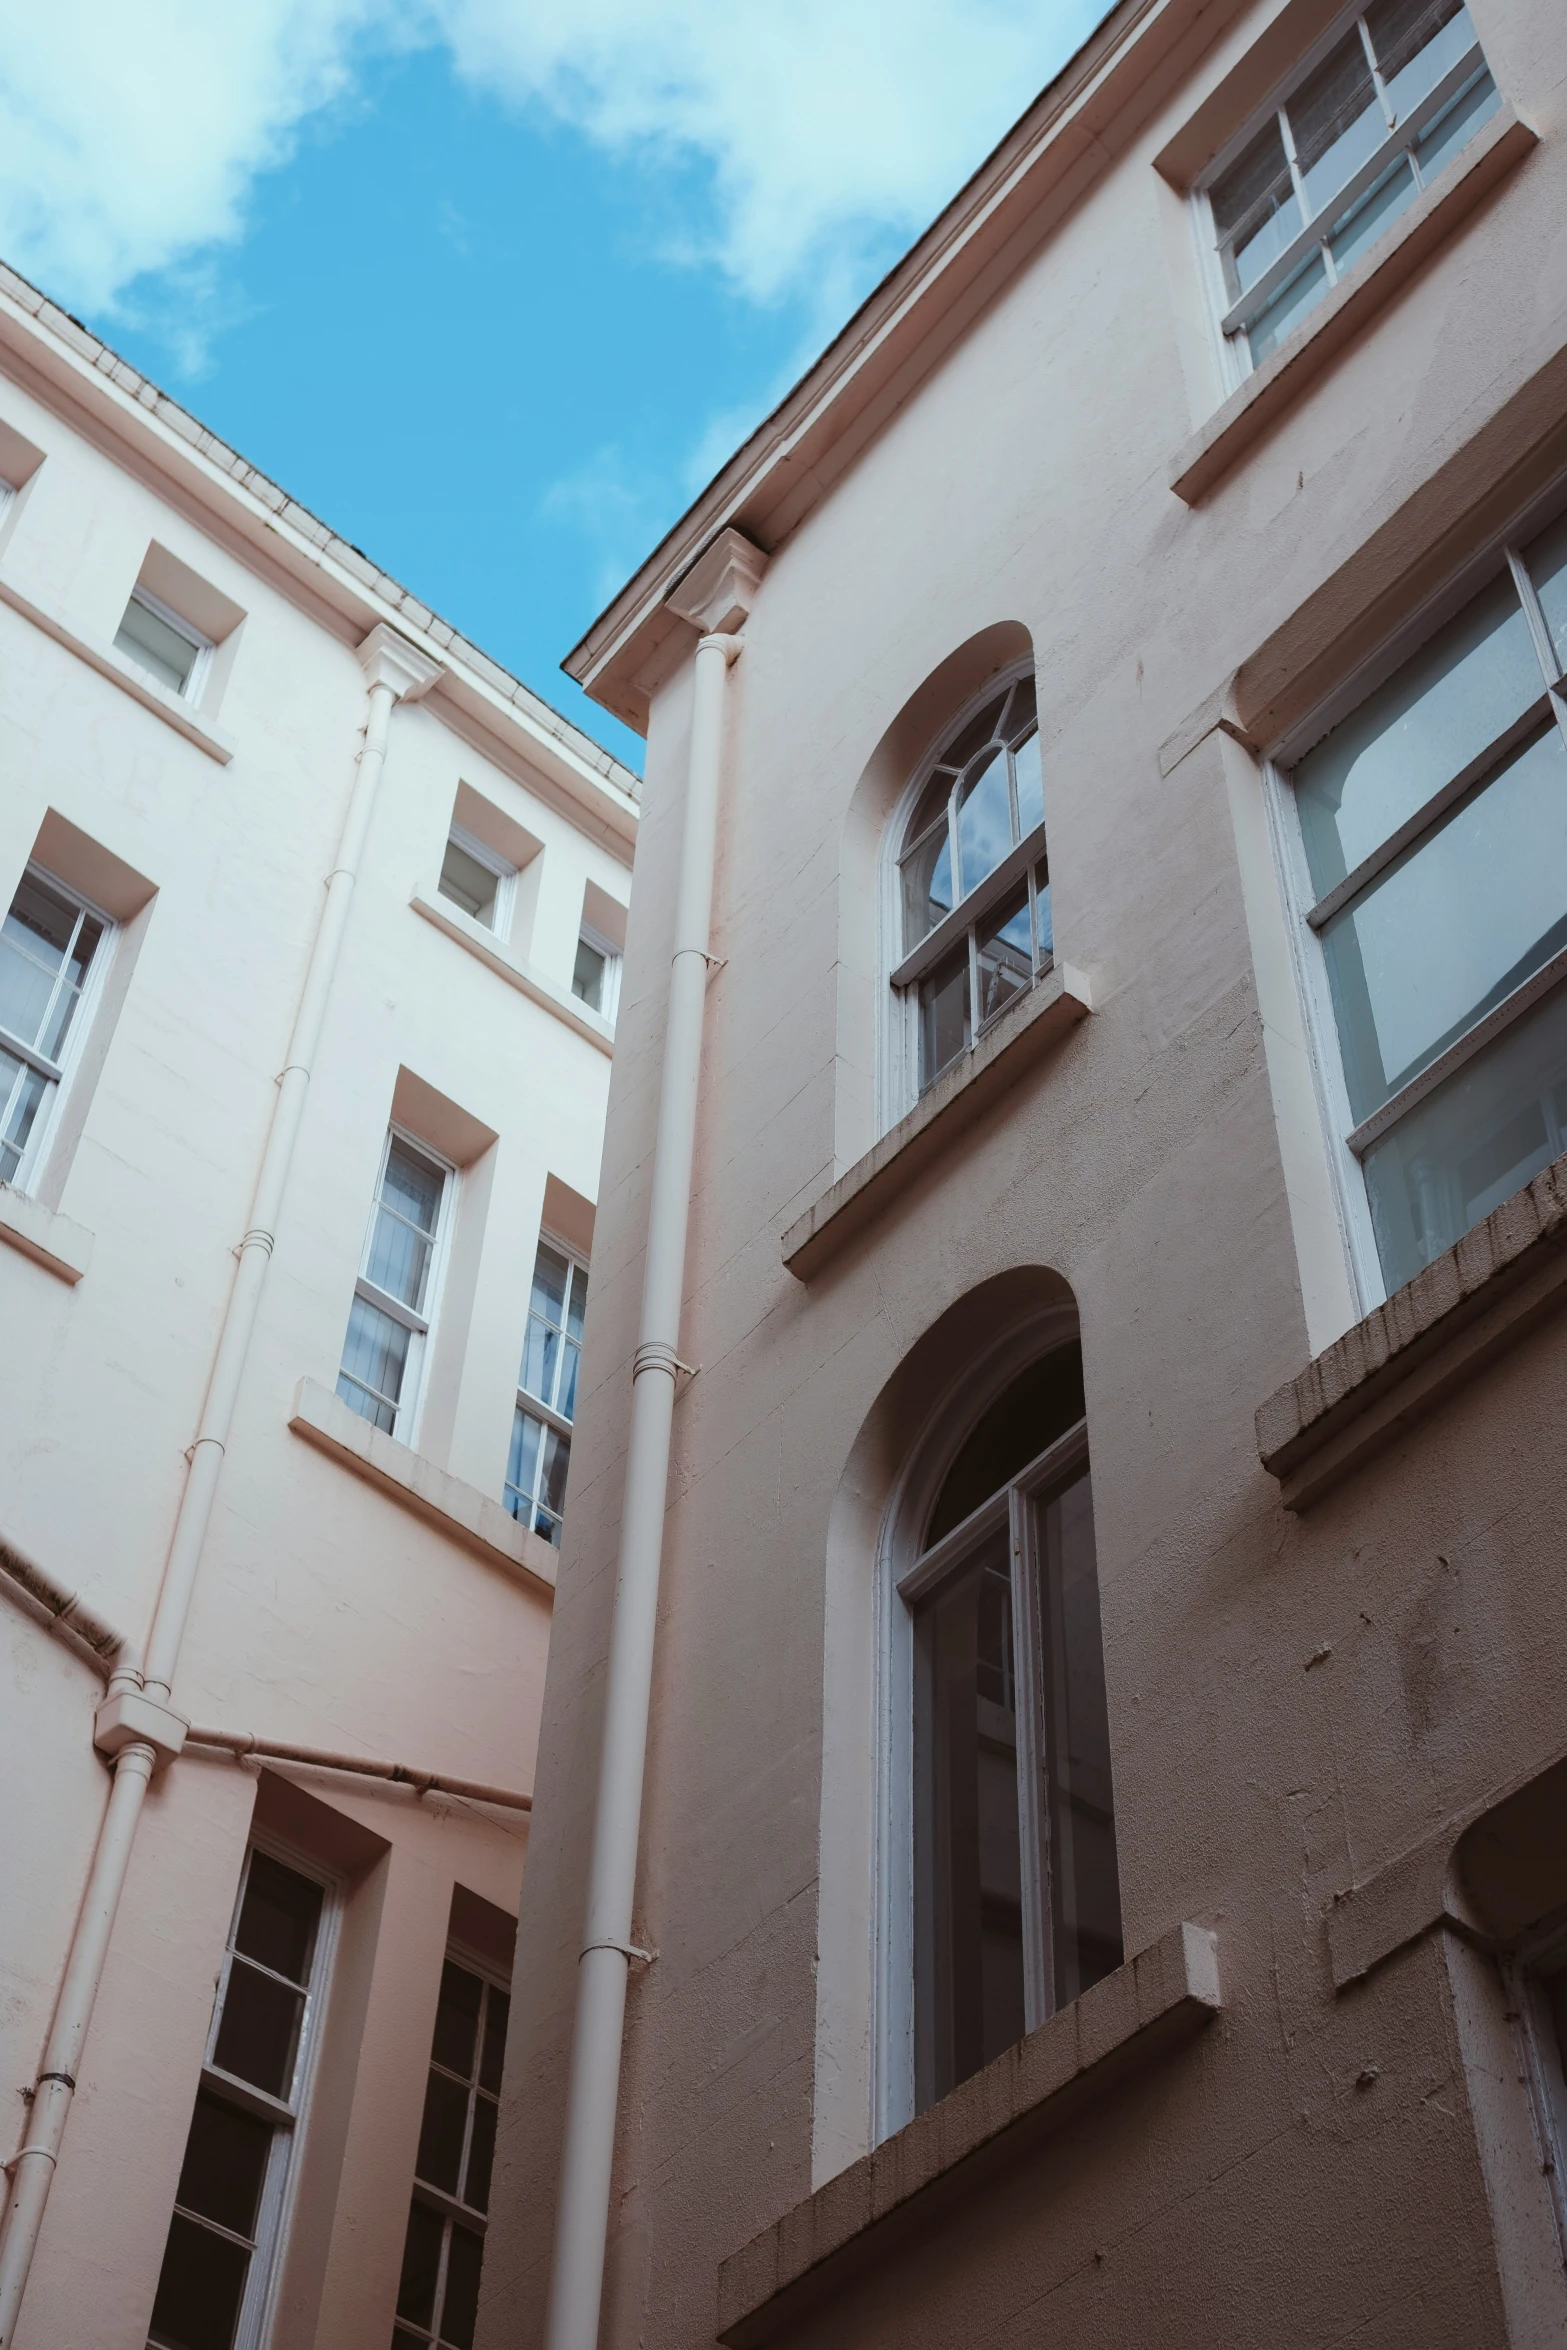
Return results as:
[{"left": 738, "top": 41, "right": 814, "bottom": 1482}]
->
[
  {"left": 1191, "top": 0, "right": 1496, "bottom": 392},
  {"left": 1504, "top": 1924, "right": 1567, "bottom": 2267},
  {"left": 436, "top": 821, "right": 517, "bottom": 939},
  {"left": 1260, "top": 479, "right": 1567, "bottom": 1315},
  {"left": 505, "top": 1232, "right": 589, "bottom": 1545},
  {"left": 0, "top": 860, "right": 115, "bottom": 1195},
  {"left": 114, "top": 582, "right": 215, "bottom": 705},
  {"left": 338, "top": 1127, "right": 457, "bottom": 1446},
  {"left": 571, "top": 922, "right": 622, "bottom": 1024},
  {"left": 392, "top": 1939, "right": 511, "bottom": 2350},
  {"left": 150, "top": 1835, "right": 340, "bottom": 2350}
]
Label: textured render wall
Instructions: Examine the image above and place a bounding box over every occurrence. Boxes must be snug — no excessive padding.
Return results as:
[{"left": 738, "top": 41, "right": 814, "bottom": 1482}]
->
[
  {"left": 483, "top": 0, "right": 1567, "bottom": 2341},
  {"left": 0, "top": 344, "right": 628, "bottom": 2350}
]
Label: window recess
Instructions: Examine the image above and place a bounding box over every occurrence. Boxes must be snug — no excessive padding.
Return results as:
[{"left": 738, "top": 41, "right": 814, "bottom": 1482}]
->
[
  {"left": 436, "top": 823, "right": 516, "bottom": 937},
  {"left": 114, "top": 584, "right": 213, "bottom": 703},
  {"left": 570, "top": 924, "right": 621, "bottom": 1022},
  {"left": 504, "top": 1238, "right": 587, "bottom": 1547},
  {"left": 1200, "top": 0, "right": 1499, "bottom": 379},
  {"left": 0, "top": 865, "right": 110, "bottom": 1191},
  {"left": 392, "top": 1953, "right": 510, "bottom": 2350},
  {"left": 147, "top": 1847, "right": 334, "bottom": 2350},
  {"left": 336, "top": 1131, "right": 454, "bottom": 1443},
  {"left": 1280, "top": 505, "right": 1567, "bottom": 1299}
]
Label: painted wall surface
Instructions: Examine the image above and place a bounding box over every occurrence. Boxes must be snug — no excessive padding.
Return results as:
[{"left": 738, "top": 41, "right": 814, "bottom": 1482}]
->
[
  {"left": 479, "top": 0, "right": 1567, "bottom": 2343},
  {"left": 0, "top": 305, "right": 634, "bottom": 2350}
]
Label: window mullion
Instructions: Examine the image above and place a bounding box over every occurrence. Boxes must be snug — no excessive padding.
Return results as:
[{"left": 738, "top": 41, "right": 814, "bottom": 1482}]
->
[
  {"left": 1357, "top": 14, "right": 1397, "bottom": 129},
  {"left": 1507, "top": 546, "right": 1563, "bottom": 688},
  {"left": 1008, "top": 1485, "right": 1052, "bottom": 2034}
]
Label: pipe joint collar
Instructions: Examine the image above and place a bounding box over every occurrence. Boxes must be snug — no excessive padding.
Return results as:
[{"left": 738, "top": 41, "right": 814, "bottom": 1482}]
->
[
  {"left": 93, "top": 1692, "right": 187, "bottom": 1766},
  {"left": 632, "top": 1340, "right": 683, "bottom": 1384},
  {"left": 697, "top": 631, "right": 745, "bottom": 665}
]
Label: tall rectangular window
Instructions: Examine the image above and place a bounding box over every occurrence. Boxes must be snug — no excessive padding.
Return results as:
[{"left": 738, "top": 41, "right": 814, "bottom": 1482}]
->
[
  {"left": 1200, "top": 0, "right": 1498, "bottom": 377},
  {"left": 0, "top": 866, "right": 108, "bottom": 1189},
  {"left": 392, "top": 1953, "right": 510, "bottom": 2350},
  {"left": 436, "top": 825, "right": 515, "bottom": 937},
  {"left": 570, "top": 926, "right": 621, "bottom": 1022},
  {"left": 504, "top": 1239, "right": 587, "bottom": 1546},
  {"left": 337, "top": 1133, "right": 453, "bottom": 1442},
  {"left": 114, "top": 586, "right": 212, "bottom": 701},
  {"left": 1282, "top": 507, "right": 1567, "bottom": 1296},
  {"left": 148, "top": 1848, "right": 332, "bottom": 2350}
]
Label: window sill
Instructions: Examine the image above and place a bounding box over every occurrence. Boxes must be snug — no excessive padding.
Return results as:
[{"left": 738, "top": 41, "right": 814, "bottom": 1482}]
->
[
  {"left": 287, "top": 1376, "right": 557, "bottom": 1596},
  {"left": 1256, "top": 1149, "right": 1567, "bottom": 1512},
  {"left": 715, "top": 1922, "right": 1220, "bottom": 2350},
  {"left": 781, "top": 964, "right": 1090, "bottom": 1282},
  {"left": 0, "top": 575, "right": 234, "bottom": 762},
  {"left": 0, "top": 1185, "right": 93, "bottom": 1284},
  {"left": 409, "top": 892, "right": 615, "bottom": 1057},
  {"left": 1169, "top": 103, "right": 1537, "bottom": 507}
]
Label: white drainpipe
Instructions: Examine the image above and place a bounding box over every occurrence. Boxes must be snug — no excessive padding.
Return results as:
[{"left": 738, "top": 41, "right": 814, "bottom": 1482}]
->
[
  {"left": 0, "top": 624, "right": 439, "bottom": 2345},
  {"left": 544, "top": 530, "right": 765, "bottom": 2350}
]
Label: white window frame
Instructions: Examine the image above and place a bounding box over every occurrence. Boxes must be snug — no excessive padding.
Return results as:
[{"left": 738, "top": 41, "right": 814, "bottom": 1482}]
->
[
  {"left": 1191, "top": 0, "right": 1496, "bottom": 394},
  {"left": 394, "top": 1939, "right": 511, "bottom": 2350},
  {"left": 0, "top": 475, "right": 15, "bottom": 530},
  {"left": 1506, "top": 1926, "right": 1567, "bottom": 2268},
  {"left": 878, "top": 662, "right": 1049, "bottom": 1131},
  {"left": 340, "top": 1127, "right": 456, "bottom": 1447},
  {"left": 151, "top": 1835, "right": 340, "bottom": 2350},
  {"left": 0, "top": 860, "right": 114, "bottom": 1196},
  {"left": 505, "top": 1233, "right": 588, "bottom": 1542},
  {"left": 1260, "top": 480, "right": 1567, "bottom": 1317},
  {"left": 437, "top": 821, "right": 517, "bottom": 939},
  {"left": 114, "top": 583, "right": 214, "bottom": 704},
  {"left": 571, "top": 922, "right": 622, "bottom": 1025}
]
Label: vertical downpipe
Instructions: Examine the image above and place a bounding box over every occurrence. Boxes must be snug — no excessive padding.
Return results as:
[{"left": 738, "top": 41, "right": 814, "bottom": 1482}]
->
[{"left": 543, "top": 626, "right": 742, "bottom": 2350}]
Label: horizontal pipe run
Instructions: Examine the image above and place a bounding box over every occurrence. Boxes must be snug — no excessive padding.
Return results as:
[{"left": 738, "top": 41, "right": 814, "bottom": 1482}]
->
[
  {"left": 0, "top": 1536, "right": 136, "bottom": 1682},
  {"left": 184, "top": 1728, "right": 533, "bottom": 1813}
]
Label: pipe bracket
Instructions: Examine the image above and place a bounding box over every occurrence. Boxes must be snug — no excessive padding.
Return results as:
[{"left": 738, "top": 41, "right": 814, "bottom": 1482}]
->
[{"left": 580, "top": 1939, "right": 658, "bottom": 1969}]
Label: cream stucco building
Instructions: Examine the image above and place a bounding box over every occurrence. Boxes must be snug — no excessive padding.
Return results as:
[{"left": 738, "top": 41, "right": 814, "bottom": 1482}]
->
[
  {"left": 479, "top": 0, "right": 1567, "bottom": 2344},
  {"left": 0, "top": 263, "right": 638, "bottom": 2350}
]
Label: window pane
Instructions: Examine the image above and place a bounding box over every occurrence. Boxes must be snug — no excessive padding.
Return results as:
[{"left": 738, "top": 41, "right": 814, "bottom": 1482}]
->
[
  {"left": 1329, "top": 155, "right": 1417, "bottom": 276},
  {"left": 975, "top": 888, "right": 1032, "bottom": 1031},
  {"left": 572, "top": 935, "right": 608, "bottom": 1010},
  {"left": 505, "top": 1409, "right": 570, "bottom": 1545},
  {"left": 0, "top": 1057, "right": 49, "bottom": 1185},
  {"left": 557, "top": 1338, "right": 582, "bottom": 1424},
  {"left": 174, "top": 2092, "right": 271, "bottom": 2240},
  {"left": 956, "top": 748, "right": 1014, "bottom": 898},
  {"left": 1525, "top": 511, "right": 1567, "bottom": 677},
  {"left": 915, "top": 1529, "right": 1026, "bottom": 2107},
  {"left": 211, "top": 1960, "right": 306, "bottom": 2101},
  {"left": 1012, "top": 730, "right": 1044, "bottom": 838},
  {"left": 917, "top": 944, "right": 970, "bottom": 1091},
  {"left": 1368, "top": 0, "right": 1472, "bottom": 118},
  {"left": 1362, "top": 976, "right": 1567, "bottom": 1290},
  {"left": 438, "top": 839, "right": 499, "bottom": 927},
  {"left": 1003, "top": 674, "right": 1037, "bottom": 739},
  {"left": 1289, "top": 31, "right": 1382, "bottom": 217},
  {"left": 338, "top": 1295, "right": 410, "bottom": 1430},
  {"left": 367, "top": 1144, "right": 442, "bottom": 1310},
  {"left": 566, "top": 1264, "right": 588, "bottom": 1343},
  {"left": 1211, "top": 118, "right": 1300, "bottom": 293},
  {"left": 148, "top": 2212, "right": 251, "bottom": 2350},
  {"left": 901, "top": 820, "right": 955, "bottom": 951},
  {"left": 927, "top": 1346, "right": 1085, "bottom": 1544},
  {"left": 1320, "top": 724, "right": 1567, "bottom": 1119},
  {"left": 479, "top": 1988, "right": 510, "bottom": 2095},
  {"left": 1033, "top": 863, "right": 1054, "bottom": 965},
  {"left": 235, "top": 1853, "right": 321, "bottom": 1985},
  {"left": 520, "top": 1312, "right": 559, "bottom": 1406},
  {"left": 530, "top": 1242, "right": 569, "bottom": 1322},
  {"left": 0, "top": 875, "right": 79, "bottom": 1049},
  {"left": 431, "top": 1960, "right": 482, "bottom": 2078},
  {"left": 1247, "top": 250, "right": 1330, "bottom": 367},
  {"left": 944, "top": 693, "right": 1007, "bottom": 768},
  {"left": 1414, "top": 65, "right": 1497, "bottom": 180},
  {"left": 396, "top": 2201, "right": 445, "bottom": 2329},
  {"left": 907, "top": 765, "right": 956, "bottom": 844},
  {"left": 415, "top": 2068, "right": 469, "bottom": 2197},
  {"left": 1036, "top": 1472, "right": 1123, "bottom": 2006},
  {"left": 463, "top": 2096, "right": 497, "bottom": 2213},
  {"left": 114, "top": 594, "right": 198, "bottom": 694},
  {"left": 1293, "top": 571, "right": 1542, "bottom": 893},
  {"left": 439, "top": 2223, "right": 485, "bottom": 2350}
]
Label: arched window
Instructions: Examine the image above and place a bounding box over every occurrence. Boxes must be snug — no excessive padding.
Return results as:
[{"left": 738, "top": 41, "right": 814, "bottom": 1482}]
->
[
  {"left": 892, "top": 669, "right": 1051, "bottom": 1097},
  {"left": 897, "top": 1339, "right": 1121, "bottom": 2111}
]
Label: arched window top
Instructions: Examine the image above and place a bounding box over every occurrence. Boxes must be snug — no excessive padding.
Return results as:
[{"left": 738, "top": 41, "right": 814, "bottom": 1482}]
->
[
  {"left": 925, "top": 1344, "right": 1085, "bottom": 1546},
  {"left": 899, "top": 670, "right": 1042, "bottom": 951}
]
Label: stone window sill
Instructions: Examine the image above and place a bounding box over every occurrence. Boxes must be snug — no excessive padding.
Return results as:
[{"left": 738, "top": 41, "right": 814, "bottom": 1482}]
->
[
  {"left": 0, "top": 575, "right": 235, "bottom": 762},
  {"left": 1169, "top": 104, "right": 1536, "bottom": 506},
  {"left": 410, "top": 891, "right": 614, "bottom": 1057},
  {"left": 781, "top": 964, "right": 1091, "bottom": 1282},
  {"left": 0, "top": 1185, "right": 93, "bottom": 1284},
  {"left": 288, "top": 1376, "right": 557, "bottom": 1596},
  {"left": 716, "top": 1922, "right": 1220, "bottom": 2349},
  {"left": 1256, "top": 1150, "right": 1567, "bottom": 1512}
]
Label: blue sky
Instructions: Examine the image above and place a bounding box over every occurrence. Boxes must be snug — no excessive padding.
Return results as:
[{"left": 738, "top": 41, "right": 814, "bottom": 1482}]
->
[{"left": 0, "top": 3, "right": 1107, "bottom": 769}]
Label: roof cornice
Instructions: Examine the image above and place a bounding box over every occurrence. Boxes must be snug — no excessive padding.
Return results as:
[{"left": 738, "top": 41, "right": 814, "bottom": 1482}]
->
[{"left": 565, "top": 0, "right": 1250, "bottom": 730}]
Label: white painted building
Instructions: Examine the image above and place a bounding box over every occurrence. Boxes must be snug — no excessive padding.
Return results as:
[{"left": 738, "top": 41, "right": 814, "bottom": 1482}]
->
[{"left": 0, "top": 257, "right": 638, "bottom": 2350}]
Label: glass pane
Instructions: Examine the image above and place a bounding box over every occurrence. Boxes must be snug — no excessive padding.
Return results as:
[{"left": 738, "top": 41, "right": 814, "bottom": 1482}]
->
[
  {"left": 235, "top": 1853, "right": 321, "bottom": 1984},
  {"left": 369, "top": 1143, "right": 442, "bottom": 1308},
  {"left": 944, "top": 694, "right": 1007, "bottom": 769},
  {"left": 431, "top": 1960, "right": 482, "bottom": 2078},
  {"left": 114, "top": 594, "right": 198, "bottom": 694},
  {"left": 975, "top": 888, "right": 1033, "bottom": 1031},
  {"left": 1012, "top": 730, "right": 1044, "bottom": 838},
  {"left": 1329, "top": 155, "right": 1417, "bottom": 276},
  {"left": 1320, "top": 724, "right": 1567, "bottom": 1118},
  {"left": 917, "top": 945, "right": 970, "bottom": 1091},
  {"left": 955, "top": 748, "right": 1015, "bottom": 897},
  {"left": 393, "top": 2333, "right": 426, "bottom": 2350},
  {"left": 530, "top": 1242, "right": 569, "bottom": 1322},
  {"left": 1289, "top": 31, "right": 1382, "bottom": 217},
  {"left": 572, "top": 936, "right": 607, "bottom": 1009},
  {"left": 439, "top": 2223, "right": 485, "bottom": 2350},
  {"left": 520, "top": 1312, "right": 559, "bottom": 1406},
  {"left": 1003, "top": 674, "right": 1037, "bottom": 740},
  {"left": 1368, "top": 0, "right": 1470, "bottom": 114},
  {"left": 907, "top": 765, "right": 956, "bottom": 844},
  {"left": 38, "top": 914, "right": 100, "bottom": 1061},
  {"left": 505, "top": 1408, "right": 542, "bottom": 1515},
  {"left": 174, "top": 2092, "right": 271, "bottom": 2238},
  {"left": 1036, "top": 1472, "right": 1123, "bottom": 2006},
  {"left": 339, "top": 1295, "right": 410, "bottom": 1425},
  {"left": 1034, "top": 864, "right": 1054, "bottom": 964},
  {"left": 1414, "top": 66, "right": 1497, "bottom": 180},
  {"left": 479, "top": 1988, "right": 510, "bottom": 2095},
  {"left": 915, "top": 1528, "right": 1025, "bottom": 2107},
  {"left": 1293, "top": 571, "right": 1542, "bottom": 894},
  {"left": 900, "top": 820, "right": 955, "bottom": 952},
  {"left": 505, "top": 1411, "right": 569, "bottom": 1544},
  {"left": 415, "top": 2068, "right": 469, "bottom": 2197},
  {"left": 463, "top": 2095, "right": 497, "bottom": 2213},
  {"left": 396, "top": 2201, "right": 445, "bottom": 2329},
  {"left": 0, "top": 1059, "right": 49, "bottom": 1184},
  {"left": 927, "top": 1346, "right": 1085, "bottom": 1545},
  {"left": 536, "top": 1424, "right": 570, "bottom": 1521},
  {"left": 1247, "top": 250, "right": 1329, "bottom": 367},
  {"left": 211, "top": 1956, "right": 306, "bottom": 2100},
  {"left": 0, "top": 874, "right": 78, "bottom": 1049},
  {"left": 557, "top": 1338, "right": 582, "bottom": 1424},
  {"left": 1525, "top": 511, "right": 1567, "bottom": 677},
  {"left": 1363, "top": 976, "right": 1567, "bottom": 1290},
  {"left": 1210, "top": 117, "right": 1301, "bottom": 293},
  {"left": 148, "top": 2212, "right": 251, "bottom": 2350},
  {"left": 566, "top": 1264, "right": 588, "bottom": 1343},
  {"left": 438, "top": 839, "right": 499, "bottom": 928}
]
